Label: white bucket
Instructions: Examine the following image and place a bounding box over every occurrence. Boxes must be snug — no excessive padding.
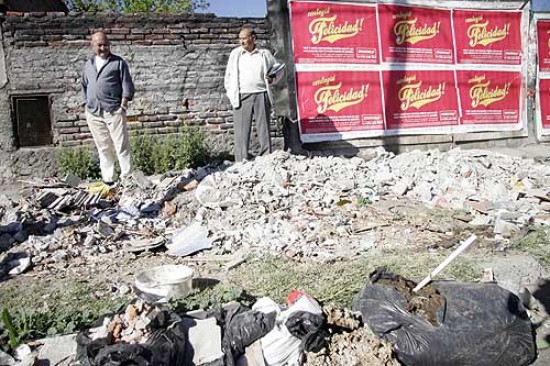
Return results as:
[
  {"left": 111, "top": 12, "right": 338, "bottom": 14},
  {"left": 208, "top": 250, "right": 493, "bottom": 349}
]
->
[{"left": 134, "top": 265, "right": 193, "bottom": 302}]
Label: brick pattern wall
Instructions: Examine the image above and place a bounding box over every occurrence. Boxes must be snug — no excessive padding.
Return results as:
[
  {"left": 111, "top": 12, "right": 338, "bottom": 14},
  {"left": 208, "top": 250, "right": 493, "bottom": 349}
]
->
[{"left": 1, "top": 12, "right": 273, "bottom": 153}]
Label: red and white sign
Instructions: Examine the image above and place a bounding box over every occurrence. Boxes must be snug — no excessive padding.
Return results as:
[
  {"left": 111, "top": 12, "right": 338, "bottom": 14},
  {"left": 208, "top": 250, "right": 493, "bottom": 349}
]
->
[
  {"left": 296, "top": 70, "right": 384, "bottom": 134},
  {"left": 538, "top": 79, "right": 550, "bottom": 129},
  {"left": 456, "top": 70, "right": 521, "bottom": 125},
  {"left": 288, "top": 2, "right": 528, "bottom": 141},
  {"left": 453, "top": 10, "right": 522, "bottom": 65},
  {"left": 537, "top": 20, "right": 550, "bottom": 73},
  {"left": 289, "top": 1, "right": 379, "bottom": 64},
  {"left": 383, "top": 70, "right": 459, "bottom": 129},
  {"left": 378, "top": 4, "right": 453, "bottom": 64}
]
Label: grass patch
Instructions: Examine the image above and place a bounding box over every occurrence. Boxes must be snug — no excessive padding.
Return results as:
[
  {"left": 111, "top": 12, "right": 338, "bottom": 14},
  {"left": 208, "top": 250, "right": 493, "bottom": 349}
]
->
[
  {"left": 0, "top": 278, "right": 125, "bottom": 351},
  {"left": 169, "top": 283, "right": 255, "bottom": 313},
  {"left": 512, "top": 225, "right": 550, "bottom": 267},
  {"left": 228, "top": 251, "right": 482, "bottom": 308}
]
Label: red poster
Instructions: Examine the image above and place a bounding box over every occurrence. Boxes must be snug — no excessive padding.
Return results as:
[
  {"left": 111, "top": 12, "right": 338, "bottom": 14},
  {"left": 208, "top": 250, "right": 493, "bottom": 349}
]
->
[
  {"left": 453, "top": 10, "right": 522, "bottom": 65},
  {"left": 378, "top": 4, "right": 453, "bottom": 64},
  {"left": 539, "top": 79, "right": 550, "bottom": 129},
  {"left": 383, "top": 70, "right": 459, "bottom": 129},
  {"left": 457, "top": 70, "right": 521, "bottom": 125},
  {"left": 296, "top": 70, "right": 384, "bottom": 134},
  {"left": 289, "top": 1, "right": 379, "bottom": 64},
  {"left": 537, "top": 20, "right": 550, "bottom": 72}
]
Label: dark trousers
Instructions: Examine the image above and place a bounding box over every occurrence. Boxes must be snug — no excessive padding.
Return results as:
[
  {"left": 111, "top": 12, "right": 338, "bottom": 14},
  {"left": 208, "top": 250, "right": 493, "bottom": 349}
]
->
[{"left": 233, "top": 92, "right": 271, "bottom": 162}]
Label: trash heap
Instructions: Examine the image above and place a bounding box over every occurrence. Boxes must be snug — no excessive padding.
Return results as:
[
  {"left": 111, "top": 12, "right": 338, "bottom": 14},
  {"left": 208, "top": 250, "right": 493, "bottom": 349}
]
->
[
  {"left": 3, "top": 273, "right": 535, "bottom": 366},
  {"left": 75, "top": 292, "right": 333, "bottom": 366},
  {"left": 2, "top": 148, "right": 550, "bottom": 275},
  {"left": 0, "top": 166, "right": 218, "bottom": 274},
  {"left": 193, "top": 148, "right": 550, "bottom": 258}
]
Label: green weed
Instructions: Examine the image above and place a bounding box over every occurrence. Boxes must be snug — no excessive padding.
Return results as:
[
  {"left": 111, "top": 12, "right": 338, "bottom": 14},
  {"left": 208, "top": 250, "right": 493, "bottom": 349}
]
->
[
  {"left": 57, "top": 147, "right": 101, "bottom": 180},
  {"left": 131, "top": 129, "right": 207, "bottom": 175},
  {"left": 169, "top": 283, "right": 254, "bottom": 313},
  {"left": 0, "top": 279, "right": 124, "bottom": 352},
  {"left": 512, "top": 226, "right": 550, "bottom": 267}
]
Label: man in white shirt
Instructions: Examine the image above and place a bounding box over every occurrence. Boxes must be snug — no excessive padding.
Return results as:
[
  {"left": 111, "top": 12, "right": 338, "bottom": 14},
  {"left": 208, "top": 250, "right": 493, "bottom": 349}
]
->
[{"left": 224, "top": 25, "right": 281, "bottom": 162}]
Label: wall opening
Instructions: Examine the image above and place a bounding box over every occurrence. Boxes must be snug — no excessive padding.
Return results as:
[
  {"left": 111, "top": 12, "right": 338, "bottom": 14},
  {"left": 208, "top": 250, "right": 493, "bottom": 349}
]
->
[{"left": 12, "top": 95, "right": 53, "bottom": 148}]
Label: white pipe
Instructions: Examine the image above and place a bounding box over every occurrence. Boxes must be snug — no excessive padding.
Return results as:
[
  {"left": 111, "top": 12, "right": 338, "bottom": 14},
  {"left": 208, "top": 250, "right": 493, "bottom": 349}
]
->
[{"left": 413, "top": 234, "right": 477, "bottom": 293}]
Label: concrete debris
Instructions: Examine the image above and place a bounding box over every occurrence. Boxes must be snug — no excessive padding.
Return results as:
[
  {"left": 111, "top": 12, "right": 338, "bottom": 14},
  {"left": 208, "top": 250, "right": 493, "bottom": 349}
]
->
[
  {"left": 14, "top": 344, "right": 33, "bottom": 366},
  {"left": 7, "top": 252, "right": 31, "bottom": 275},
  {"left": 35, "top": 334, "right": 77, "bottom": 366},
  {"left": 484, "top": 254, "right": 550, "bottom": 295},
  {"left": 0, "top": 349, "right": 16, "bottom": 366},
  {"left": 190, "top": 149, "right": 550, "bottom": 258},
  {"left": 180, "top": 316, "right": 224, "bottom": 365},
  {"left": 1, "top": 148, "right": 550, "bottom": 275}
]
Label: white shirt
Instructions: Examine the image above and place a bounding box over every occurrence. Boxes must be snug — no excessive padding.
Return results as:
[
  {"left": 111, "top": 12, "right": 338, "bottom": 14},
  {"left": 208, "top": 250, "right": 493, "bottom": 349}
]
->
[
  {"left": 95, "top": 56, "right": 108, "bottom": 73},
  {"left": 238, "top": 49, "right": 266, "bottom": 94}
]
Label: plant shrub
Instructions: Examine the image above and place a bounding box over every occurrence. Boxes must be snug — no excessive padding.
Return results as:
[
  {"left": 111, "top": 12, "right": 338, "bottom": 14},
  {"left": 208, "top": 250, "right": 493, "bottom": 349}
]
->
[
  {"left": 57, "top": 147, "right": 101, "bottom": 180},
  {"left": 130, "top": 129, "right": 208, "bottom": 175}
]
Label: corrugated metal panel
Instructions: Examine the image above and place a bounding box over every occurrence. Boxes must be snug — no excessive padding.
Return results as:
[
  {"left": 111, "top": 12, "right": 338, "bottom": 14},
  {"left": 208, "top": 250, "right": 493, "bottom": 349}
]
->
[{"left": 5, "top": 0, "right": 68, "bottom": 12}]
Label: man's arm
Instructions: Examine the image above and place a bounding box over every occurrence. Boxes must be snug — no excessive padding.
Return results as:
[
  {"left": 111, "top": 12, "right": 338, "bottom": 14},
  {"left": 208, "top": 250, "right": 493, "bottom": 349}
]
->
[
  {"left": 264, "top": 50, "right": 283, "bottom": 85},
  {"left": 120, "top": 60, "right": 134, "bottom": 109},
  {"left": 80, "top": 67, "right": 88, "bottom": 107},
  {"left": 224, "top": 50, "right": 234, "bottom": 92}
]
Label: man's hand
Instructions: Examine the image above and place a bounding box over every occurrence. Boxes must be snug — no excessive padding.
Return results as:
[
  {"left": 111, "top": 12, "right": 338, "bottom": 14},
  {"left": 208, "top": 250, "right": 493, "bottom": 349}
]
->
[{"left": 121, "top": 98, "right": 129, "bottom": 111}]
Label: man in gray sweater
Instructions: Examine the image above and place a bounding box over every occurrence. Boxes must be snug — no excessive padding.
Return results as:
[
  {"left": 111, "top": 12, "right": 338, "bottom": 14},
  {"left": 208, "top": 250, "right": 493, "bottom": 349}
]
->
[{"left": 81, "top": 31, "right": 134, "bottom": 184}]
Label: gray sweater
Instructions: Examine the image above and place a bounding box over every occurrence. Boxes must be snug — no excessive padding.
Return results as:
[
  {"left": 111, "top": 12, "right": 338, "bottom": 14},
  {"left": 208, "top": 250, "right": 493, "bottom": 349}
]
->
[{"left": 81, "top": 54, "right": 134, "bottom": 114}]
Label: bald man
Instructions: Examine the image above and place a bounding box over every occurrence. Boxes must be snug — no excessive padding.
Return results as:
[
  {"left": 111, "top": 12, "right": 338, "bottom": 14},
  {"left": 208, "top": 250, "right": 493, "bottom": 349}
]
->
[
  {"left": 81, "top": 31, "right": 134, "bottom": 184},
  {"left": 224, "top": 24, "right": 282, "bottom": 162}
]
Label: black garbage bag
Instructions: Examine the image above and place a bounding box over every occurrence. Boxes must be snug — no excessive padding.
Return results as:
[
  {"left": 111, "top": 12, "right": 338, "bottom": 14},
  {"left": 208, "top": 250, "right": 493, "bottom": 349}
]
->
[
  {"left": 352, "top": 270, "right": 536, "bottom": 366},
  {"left": 94, "top": 344, "right": 153, "bottom": 366},
  {"left": 76, "top": 311, "right": 186, "bottom": 366},
  {"left": 224, "top": 306, "right": 276, "bottom": 365},
  {"left": 208, "top": 303, "right": 276, "bottom": 366},
  {"left": 285, "top": 311, "right": 327, "bottom": 352}
]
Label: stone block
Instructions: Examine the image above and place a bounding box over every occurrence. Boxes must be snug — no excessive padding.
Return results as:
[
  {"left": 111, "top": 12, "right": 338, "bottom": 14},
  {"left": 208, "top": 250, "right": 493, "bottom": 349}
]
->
[
  {"left": 76, "top": 133, "right": 92, "bottom": 140},
  {"left": 206, "top": 118, "right": 224, "bottom": 125},
  {"left": 126, "top": 34, "right": 144, "bottom": 40},
  {"left": 55, "top": 122, "right": 75, "bottom": 128},
  {"left": 111, "top": 28, "right": 130, "bottom": 34},
  {"left": 60, "top": 141, "right": 81, "bottom": 147},
  {"left": 131, "top": 29, "right": 153, "bottom": 34},
  {"left": 58, "top": 127, "right": 79, "bottom": 134},
  {"left": 144, "top": 121, "right": 164, "bottom": 128}
]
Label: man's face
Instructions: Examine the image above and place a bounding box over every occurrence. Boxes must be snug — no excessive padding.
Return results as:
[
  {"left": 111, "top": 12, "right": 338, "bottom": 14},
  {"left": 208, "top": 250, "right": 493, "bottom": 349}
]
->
[
  {"left": 239, "top": 30, "right": 256, "bottom": 52},
  {"left": 91, "top": 34, "right": 111, "bottom": 59}
]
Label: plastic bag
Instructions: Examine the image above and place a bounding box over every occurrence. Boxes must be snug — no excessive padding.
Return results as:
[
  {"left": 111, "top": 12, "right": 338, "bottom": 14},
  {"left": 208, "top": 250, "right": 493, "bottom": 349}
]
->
[
  {"left": 205, "top": 303, "right": 276, "bottom": 366},
  {"left": 253, "top": 294, "right": 325, "bottom": 366},
  {"left": 222, "top": 305, "right": 276, "bottom": 365},
  {"left": 76, "top": 312, "right": 186, "bottom": 366},
  {"left": 285, "top": 311, "right": 326, "bottom": 352},
  {"left": 167, "top": 221, "right": 213, "bottom": 257},
  {"left": 352, "top": 270, "right": 536, "bottom": 366}
]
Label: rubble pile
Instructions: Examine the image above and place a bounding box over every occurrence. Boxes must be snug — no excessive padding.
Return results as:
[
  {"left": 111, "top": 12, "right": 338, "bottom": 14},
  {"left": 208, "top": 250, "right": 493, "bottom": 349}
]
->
[
  {"left": 195, "top": 148, "right": 550, "bottom": 257},
  {"left": 2, "top": 148, "right": 550, "bottom": 275}
]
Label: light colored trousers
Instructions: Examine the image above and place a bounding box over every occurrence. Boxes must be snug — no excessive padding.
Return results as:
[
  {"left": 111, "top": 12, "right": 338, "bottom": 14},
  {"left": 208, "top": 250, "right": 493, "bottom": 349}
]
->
[
  {"left": 85, "top": 109, "right": 132, "bottom": 182},
  {"left": 233, "top": 92, "right": 271, "bottom": 162}
]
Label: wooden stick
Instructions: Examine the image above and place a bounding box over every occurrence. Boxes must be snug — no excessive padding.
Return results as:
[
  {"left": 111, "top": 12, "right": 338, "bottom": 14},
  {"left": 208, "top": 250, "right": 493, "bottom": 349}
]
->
[{"left": 413, "top": 234, "right": 477, "bottom": 293}]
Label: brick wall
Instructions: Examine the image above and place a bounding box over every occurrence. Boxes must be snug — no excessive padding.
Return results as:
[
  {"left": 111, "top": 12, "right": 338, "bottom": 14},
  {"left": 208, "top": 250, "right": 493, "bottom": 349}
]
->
[{"left": 0, "top": 12, "right": 275, "bottom": 181}]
